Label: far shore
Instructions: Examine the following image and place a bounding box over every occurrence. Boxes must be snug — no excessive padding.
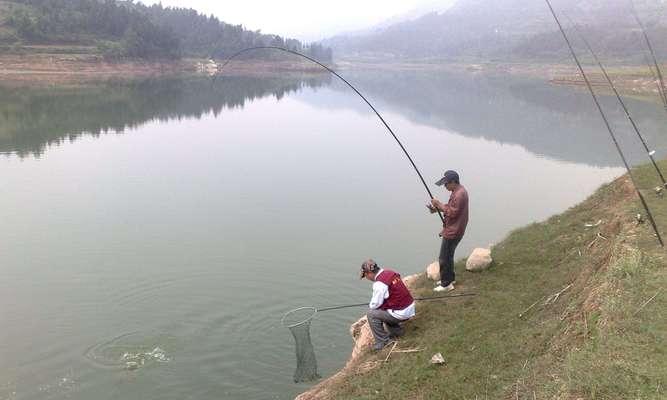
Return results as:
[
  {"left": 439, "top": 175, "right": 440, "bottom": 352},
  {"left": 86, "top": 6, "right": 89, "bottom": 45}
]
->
[
  {"left": 0, "top": 52, "right": 664, "bottom": 102},
  {"left": 0, "top": 52, "right": 327, "bottom": 87},
  {"left": 336, "top": 58, "right": 666, "bottom": 102}
]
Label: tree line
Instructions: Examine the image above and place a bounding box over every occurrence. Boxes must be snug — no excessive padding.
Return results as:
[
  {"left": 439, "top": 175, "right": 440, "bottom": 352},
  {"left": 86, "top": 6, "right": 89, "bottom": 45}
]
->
[{"left": 6, "top": 0, "right": 333, "bottom": 61}]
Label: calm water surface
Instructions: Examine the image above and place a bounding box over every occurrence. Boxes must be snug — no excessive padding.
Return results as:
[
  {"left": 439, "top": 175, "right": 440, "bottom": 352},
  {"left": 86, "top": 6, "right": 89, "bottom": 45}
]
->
[{"left": 1, "top": 70, "right": 665, "bottom": 399}]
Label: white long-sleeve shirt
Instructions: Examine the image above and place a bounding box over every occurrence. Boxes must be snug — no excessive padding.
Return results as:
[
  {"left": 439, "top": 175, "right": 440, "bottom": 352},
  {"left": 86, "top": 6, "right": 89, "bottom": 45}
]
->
[{"left": 368, "top": 269, "right": 416, "bottom": 320}]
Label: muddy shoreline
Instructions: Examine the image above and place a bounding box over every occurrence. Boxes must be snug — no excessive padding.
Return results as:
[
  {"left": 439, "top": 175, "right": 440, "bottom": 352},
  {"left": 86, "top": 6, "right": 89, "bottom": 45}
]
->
[
  {"left": 0, "top": 53, "right": 327, "bottom": 86},
  {"left": 1, "top": 53, "right": 663, "bottom": 100}
]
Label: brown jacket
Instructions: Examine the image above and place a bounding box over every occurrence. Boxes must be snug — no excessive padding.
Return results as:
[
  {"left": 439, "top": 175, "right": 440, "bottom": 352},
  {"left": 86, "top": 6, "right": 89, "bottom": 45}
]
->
[{"left": 435, "top": 185, "right": 469, "bottom": 239}]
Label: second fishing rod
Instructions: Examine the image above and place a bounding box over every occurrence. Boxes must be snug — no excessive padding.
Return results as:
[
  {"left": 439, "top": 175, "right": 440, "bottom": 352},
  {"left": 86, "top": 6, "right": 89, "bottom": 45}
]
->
[
  {"left": 564, "top": 15, "right": 667, "bottom": 189},
  {"left": 631, "top": 4, "right": 667, "bottom": 111},
  {"left": 544, "top": 0, "right": 664, "bottom": 247}
]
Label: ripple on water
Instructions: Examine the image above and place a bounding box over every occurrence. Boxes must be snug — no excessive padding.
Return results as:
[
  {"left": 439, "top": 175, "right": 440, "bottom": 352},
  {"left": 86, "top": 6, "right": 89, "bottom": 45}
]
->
[{"left": 84, "top": 331, "right": 177, "bottom": 371}]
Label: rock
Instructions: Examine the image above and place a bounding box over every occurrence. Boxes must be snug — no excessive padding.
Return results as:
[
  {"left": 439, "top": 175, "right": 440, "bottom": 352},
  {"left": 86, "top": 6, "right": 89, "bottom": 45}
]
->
[
  {"left": 349, "top": 317, "right": 374, "bottom": 358},
  {"left": 430, "top": 353, "right": 445, "bottom": 365},
  {"left": 402, "top": 273, "right": 419, "bottom": 289},
  {"left": 426, "top": 261, "right": 440, "bottom": 281},
  {"left": 465, "top": 248, "right": 493, "bottom": 271}
]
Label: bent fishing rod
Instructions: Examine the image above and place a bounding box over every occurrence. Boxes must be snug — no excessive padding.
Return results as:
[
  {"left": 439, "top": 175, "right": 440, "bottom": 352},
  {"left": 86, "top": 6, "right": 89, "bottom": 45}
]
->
[
  {"left": 316, "top": 293, "right": 476, "bottom": 312},
  {"left": 211, "top": 46, "right": 445, "bottom": 224},
  {"left": 630, "top": 4, "right": 667, "bottom": 111},
  {"left": 544, "top": 0, "right": 664, "bottom": 247},
  {"left": 564, "top": 16, "right": 667, "bottom": 188}
]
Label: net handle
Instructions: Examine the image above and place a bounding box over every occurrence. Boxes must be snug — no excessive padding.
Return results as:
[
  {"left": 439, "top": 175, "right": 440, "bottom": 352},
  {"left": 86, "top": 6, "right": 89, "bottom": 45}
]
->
[{"left": 316, "top": 293, "right": 476, "bottom": 312}]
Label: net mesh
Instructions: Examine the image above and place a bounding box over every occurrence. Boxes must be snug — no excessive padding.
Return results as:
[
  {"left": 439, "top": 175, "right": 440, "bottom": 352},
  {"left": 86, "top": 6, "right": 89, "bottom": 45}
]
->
[{"left": 282, "top": 307, "right": 320, "bottom": 383}]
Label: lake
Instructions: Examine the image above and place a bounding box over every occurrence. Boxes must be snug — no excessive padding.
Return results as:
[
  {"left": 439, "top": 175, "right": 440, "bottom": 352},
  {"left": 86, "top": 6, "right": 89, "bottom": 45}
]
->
[{"left": 1, "top": 69, "right": 665, "bottom": 399}]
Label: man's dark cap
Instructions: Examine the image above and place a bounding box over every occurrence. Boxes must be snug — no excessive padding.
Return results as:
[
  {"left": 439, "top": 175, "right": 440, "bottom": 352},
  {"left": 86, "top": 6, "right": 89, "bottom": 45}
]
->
[
  {"left": 360, "top": 259, "right": 379, "bottom": 279},
  {"left": 436, "top": 170, "right": 460, "bottom": 186}
]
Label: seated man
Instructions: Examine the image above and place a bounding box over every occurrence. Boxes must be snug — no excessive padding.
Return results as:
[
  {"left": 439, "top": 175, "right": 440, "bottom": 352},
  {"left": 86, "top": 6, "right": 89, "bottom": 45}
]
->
[{"left": 360, "top": 259, "right": 416, "bottom": 351}]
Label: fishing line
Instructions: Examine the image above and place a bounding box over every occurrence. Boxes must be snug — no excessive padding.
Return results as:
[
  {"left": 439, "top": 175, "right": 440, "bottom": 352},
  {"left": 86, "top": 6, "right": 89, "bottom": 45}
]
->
[
  {"left": 630, "top": 3, "right": 667, "bottom": 111},
  {"left": 564, "top": 15, "right": 667, "bottom": 188},
  {"left": 644, "top": 53, "right": 667, "bottom": 107},
  {"left": 544, "top": 0, "right": 664, "bottom": 247},
  {"left": 212, "top": 46, "right": 445, "bottom": 224}
]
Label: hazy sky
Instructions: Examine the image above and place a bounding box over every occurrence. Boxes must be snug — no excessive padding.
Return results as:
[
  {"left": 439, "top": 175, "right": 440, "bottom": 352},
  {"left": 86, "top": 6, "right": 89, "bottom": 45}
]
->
[{"left": 139, "top": 0, "right": 445, "bottom": 41}]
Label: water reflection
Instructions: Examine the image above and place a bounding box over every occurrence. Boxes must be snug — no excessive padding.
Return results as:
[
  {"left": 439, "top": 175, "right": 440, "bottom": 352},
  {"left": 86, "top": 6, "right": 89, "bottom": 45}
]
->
[
  {"left": 0, "top": 74, "right": 331, "bottom": 157},
  {"left": 3, "top": 70, "right": 664, "bottom": 169},
  {"left": 298, "top": 69, "right": 667, "bottom": 168}
]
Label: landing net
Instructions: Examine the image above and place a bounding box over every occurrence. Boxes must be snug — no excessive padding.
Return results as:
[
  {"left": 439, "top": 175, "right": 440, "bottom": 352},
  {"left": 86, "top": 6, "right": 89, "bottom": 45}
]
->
[{"left": 281, "top": 306, "right": 320, "bottom": 383}]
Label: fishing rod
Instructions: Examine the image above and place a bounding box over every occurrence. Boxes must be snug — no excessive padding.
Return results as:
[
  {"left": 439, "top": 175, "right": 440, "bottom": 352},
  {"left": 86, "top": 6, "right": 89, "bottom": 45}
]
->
[
  {"left": 630, "top": 3, "right": 667, "bottom": 111},
  {"left": 316, "top": 293, "right": 476, "bottom": 312},
  {"left": 212, "top": 46, "right": 445, "bottom": 224},
  {"left": 544, "top": 0, "right": 664, "bottom": 247},
  {"left": 644, "top": 53, "right": 667, "bottom": 108},
  {"left": 564, "top": 16, "right": 667, "bottom": 188}
]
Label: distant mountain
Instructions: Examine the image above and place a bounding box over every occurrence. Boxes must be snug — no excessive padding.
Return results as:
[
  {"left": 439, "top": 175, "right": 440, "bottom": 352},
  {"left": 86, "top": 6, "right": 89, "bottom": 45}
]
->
[
  {"left": 306, "top": 1, "right": 456, "bottom": 42},
  {"left": 364, "top": 0, "right": 457, "bottom": 34},
  {"left": 323, "top": 0, "right": 667, "bottom": 62}
]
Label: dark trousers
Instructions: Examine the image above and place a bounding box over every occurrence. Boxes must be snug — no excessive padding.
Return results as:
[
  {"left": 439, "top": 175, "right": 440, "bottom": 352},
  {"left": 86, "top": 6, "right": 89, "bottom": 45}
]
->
[{"left": 439, "top": 236, "right": 462, "bottom": 286}]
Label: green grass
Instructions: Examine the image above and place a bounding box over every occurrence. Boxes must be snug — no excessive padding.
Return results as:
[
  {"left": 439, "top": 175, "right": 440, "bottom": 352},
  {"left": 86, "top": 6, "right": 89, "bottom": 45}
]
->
[
  {"left": 331, "top": 161, "right": 667, "bottom": 400},
  {"left": 561, "top": 249, "right": 666, "bottom": 399}
]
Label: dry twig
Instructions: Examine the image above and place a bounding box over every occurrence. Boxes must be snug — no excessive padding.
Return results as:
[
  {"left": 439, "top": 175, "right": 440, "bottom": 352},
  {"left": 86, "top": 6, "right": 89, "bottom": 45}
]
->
[
  {"left": 392, "top": 348, "right": 424, "bottom": 354},
  {"left": 634, "top": 289, "right": 662, "bottom": 316},
  {"left": 543, "top": 284, "right": 573, "bottom": 305},
  {"left": 519, "top": 298, "right": 543, "bottom": 318},
  {"left": 383, "top": 341, "right": 398, "bottom": 362}
]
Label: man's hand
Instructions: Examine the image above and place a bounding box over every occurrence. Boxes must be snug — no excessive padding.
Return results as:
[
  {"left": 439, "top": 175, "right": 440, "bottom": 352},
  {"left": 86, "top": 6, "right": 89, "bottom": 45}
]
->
[
  {"left": 430, "top": 198, "right": 442, "bottom": 210},
  {"left": 426, "top": 204, "right": 437, "bottom": 214}
]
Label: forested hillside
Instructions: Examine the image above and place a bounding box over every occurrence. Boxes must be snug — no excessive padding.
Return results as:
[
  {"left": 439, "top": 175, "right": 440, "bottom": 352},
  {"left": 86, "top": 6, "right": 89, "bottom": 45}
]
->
[
  {"left": 324, "top": 0, "right": 667, "bottom": 62},
  {"left": 0, "top": 0, "right": 333, "bottom": 61}
]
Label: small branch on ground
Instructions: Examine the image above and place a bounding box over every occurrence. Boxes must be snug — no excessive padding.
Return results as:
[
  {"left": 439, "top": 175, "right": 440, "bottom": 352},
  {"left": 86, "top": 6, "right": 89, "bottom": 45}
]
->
[
  {"left": 383, "top": 341, "right": 398, "bottom": 363},
  {"left": 587, "top": 232, "right": 607, "bottom": 248},
  {"left": 633, "top": 289, "right": 662, "bottom": 316},
  {"left": 519, "top": 297, "right": 544, "bottom": 319},
  {"left": 392, "top": 348, "right": 424, "bottom": 353},
  {"left": 543, "top": 284, "right": 573, "bottom": 306}
]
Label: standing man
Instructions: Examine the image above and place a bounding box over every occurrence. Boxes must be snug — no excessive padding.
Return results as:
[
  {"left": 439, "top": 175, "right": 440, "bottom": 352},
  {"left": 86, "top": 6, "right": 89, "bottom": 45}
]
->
[
  {"left": 360, "top": 259, "right": 415, "bottom": 351},
  {"left": 428, "top": 170, "right": 469, "bottom": 292}
]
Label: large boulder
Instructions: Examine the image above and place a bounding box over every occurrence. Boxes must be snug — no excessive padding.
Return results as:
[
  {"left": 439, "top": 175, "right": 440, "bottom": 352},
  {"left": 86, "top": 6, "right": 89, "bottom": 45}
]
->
[
  {"left": 465, "top": 248, "right": 493, "bottom": 271},
  {"left": 403, "top": 273, "right": 420, "bottom": 289},
  {"left": 426, "top": 261, "right": 440, "bottom": 281}
]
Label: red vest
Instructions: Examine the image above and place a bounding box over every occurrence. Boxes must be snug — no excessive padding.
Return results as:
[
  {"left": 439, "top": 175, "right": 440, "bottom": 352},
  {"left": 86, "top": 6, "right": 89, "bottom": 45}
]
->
[{"left": 376, "top": 269, "right": 414, "bottom": 311}]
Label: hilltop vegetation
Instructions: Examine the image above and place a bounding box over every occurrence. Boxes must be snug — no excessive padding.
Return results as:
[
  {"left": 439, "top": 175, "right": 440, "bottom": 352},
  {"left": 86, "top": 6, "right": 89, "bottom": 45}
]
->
[{"left": 0, "top": 0, "right": 332, "bottom": 61}]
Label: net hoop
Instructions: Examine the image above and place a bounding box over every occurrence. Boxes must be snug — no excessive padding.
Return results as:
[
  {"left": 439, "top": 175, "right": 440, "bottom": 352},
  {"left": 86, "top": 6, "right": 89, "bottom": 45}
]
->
[{"left": 281, "top": 307, "right": 317, "bottom": 329}]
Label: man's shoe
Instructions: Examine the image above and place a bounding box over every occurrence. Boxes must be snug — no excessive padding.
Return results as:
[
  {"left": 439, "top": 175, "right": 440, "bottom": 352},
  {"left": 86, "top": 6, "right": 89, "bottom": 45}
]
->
[
  {"left": 389, "top": 328, "right": 405, "bottom": 339},
  {"left": 434, "top": 280, "right": 456, "bottom": 287},
  {"left": 372, "top": 341, "right": 389, "bottom": 351},
  {"left": 433, "top": 282, "right": 455, "bottom": 292}
]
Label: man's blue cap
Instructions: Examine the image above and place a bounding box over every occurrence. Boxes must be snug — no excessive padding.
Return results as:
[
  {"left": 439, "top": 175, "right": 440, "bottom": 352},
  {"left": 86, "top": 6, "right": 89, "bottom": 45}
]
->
[{"left": 436, "top": 170, "right": 459, "bottom": 186}]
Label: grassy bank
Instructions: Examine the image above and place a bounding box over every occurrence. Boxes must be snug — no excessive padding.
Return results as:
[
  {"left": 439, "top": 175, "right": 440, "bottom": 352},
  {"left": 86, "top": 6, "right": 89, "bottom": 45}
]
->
[{"left": 329, "top": 161, "right": 666, "bottom": 399}]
